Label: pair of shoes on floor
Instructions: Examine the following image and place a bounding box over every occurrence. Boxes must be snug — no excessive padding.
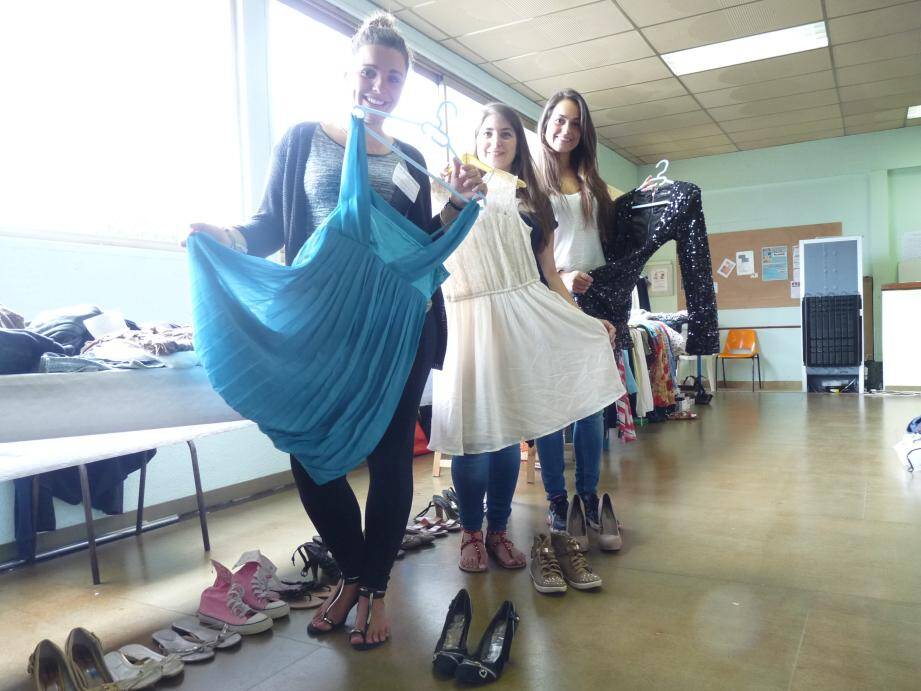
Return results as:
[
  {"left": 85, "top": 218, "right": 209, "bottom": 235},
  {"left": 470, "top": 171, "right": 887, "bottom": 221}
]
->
[
  {"left": 529, "top": 532, "right": 602, "bottom": 593},
  {"left": 554, "top": 492, "right": 623, "bottom": 552},
  {"left": 238, "top": 549, "right": 332, "bottom": 610},
  {"left": 433, "top": 589, "right": 519, "bottom": 685},
  {"left": 196, "top": 557, "right": 285, "bottom": 636},
  {"left": 457, "top": 530, "right": 527, "bottom": 572},
  {"left": 402, "top": 529, "right": 437, "bottom": 550},
  {"left": 414, "top": 495, "right": 463, "bottom": 532},
  {"left": 29, "top": 627, "right": 181, "bottom": 690}
]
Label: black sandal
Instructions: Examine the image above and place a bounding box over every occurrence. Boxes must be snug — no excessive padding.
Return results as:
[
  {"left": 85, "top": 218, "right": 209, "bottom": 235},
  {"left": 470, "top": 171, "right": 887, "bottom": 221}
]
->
[
  {"left": 306, "top": 577, "right": 358, "bottom": 636},
  {"left": 349, "top": 587, "right": 388, "bottom": 651},
  {"left": 292, "top": 541, "right": 342, "bottom": 584}
]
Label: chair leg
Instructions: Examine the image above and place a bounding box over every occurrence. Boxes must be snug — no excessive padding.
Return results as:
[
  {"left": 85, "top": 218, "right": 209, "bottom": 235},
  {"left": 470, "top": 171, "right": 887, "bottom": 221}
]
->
[
  {"left": 78, "top": 464, "right": 101, "bottom": 585},
  {"left": 721, "top": 357, "right": 726, "bottom": 388},
  {"left": 757, "top": 355, "right": 763, "bottom": 389},
  {"left": 526, "top": 445, "right": 536, "bottom": 485},
  {"left": 751, "top": 358, "right": 755, "bottom": 392},
  {"left": 187, "top": 441, "right": 210, "bottom": 553},
  {"left": 432, "top": 451, "right": 442, "bottom": 477},
  {"left": 135, "top": 459, "right": 147, "bottom": 535}
]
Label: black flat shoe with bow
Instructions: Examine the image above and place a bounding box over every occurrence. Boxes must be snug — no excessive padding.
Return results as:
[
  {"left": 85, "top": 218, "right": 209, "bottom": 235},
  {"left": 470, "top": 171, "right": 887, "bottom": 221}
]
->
[
  {"left": 432, "top": 588, "right": 472, "bottom": 677},
  {"left": 455, "top": 600, "right": 519, "bottom": 685}
]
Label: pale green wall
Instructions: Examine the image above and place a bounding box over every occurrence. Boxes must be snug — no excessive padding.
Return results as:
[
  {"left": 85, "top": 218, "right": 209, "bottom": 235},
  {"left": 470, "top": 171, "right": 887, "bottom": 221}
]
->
[{"left": 638, "top": 126, "right": 921, "bottom": 382}]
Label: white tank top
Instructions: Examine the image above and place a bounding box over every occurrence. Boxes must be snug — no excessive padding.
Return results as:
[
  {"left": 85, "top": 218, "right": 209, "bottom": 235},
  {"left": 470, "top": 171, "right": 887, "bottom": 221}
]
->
[{"left": 550, "top": 193, "right": 606, "bottom": 273}]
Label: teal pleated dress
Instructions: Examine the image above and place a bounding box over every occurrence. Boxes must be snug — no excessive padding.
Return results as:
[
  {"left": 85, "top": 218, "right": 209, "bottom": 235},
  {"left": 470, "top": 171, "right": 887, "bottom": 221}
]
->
[{"left": 187, "top": 113, "right": 479, "bottom": 484}]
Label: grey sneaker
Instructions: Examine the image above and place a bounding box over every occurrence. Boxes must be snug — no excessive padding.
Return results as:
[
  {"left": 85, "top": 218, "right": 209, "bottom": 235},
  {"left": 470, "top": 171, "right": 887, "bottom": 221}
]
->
[
  {"left": 550, "top": 532, "right": 602, "bottom": 590},
  {"left": 529, "top": 534, "right": 567, "bottom": 594}
]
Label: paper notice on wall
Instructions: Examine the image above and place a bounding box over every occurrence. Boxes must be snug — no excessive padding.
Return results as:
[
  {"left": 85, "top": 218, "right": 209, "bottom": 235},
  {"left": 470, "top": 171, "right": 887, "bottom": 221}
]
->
[
  {"left": 761, "top": 245, "right": 788, "bottom": 281},
  {"left": 792, "top": 245, "right": 800, "bottom": 283},
  {"left": 736, "top": 250, "right": 755, "bottom": 276},
  {"left": 901, "top": 231, "right": 921, "bottom": 261},
  {"left": 717, "top": 257, "right": 736, "bottom": 278},
  {"left": 790, "top": 280, "right": 801, "bottom": 299}
]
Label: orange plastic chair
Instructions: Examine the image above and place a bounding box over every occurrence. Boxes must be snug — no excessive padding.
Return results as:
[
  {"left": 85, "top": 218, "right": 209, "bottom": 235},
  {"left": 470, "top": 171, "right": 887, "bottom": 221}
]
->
[{"left": 717, "top": 329, "right": 762, "bottom": 391}]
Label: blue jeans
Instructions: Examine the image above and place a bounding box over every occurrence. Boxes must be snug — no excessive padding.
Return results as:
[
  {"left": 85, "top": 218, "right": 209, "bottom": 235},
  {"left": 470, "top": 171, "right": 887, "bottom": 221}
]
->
[
  {"left": 536, "top": 410, "right": 604, "bottom": 499},
  {"left": 451, "top": 445, "right": 520, "bottom": 532}
]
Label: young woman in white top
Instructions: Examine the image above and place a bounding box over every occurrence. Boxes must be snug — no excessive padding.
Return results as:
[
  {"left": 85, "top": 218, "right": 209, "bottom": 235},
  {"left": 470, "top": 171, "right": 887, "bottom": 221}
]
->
[{"left": 535, "top": 88, "right": 619, "bottom": 535}]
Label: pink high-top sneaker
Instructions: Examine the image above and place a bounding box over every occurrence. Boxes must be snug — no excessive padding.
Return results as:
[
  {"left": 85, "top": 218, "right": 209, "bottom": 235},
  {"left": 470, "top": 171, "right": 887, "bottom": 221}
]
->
[
  {"left": 197, "top": 560, "right": 273, "bottom": 635},
  {"left": 231, "top": 556, "right": 290, "bottom": 619}
]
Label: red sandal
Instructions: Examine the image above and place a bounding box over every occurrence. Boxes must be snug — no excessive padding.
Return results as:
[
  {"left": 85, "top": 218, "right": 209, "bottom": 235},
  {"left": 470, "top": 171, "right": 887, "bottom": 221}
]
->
[{"left": 458, "top": 529, "right": 487, "bottom": 573}]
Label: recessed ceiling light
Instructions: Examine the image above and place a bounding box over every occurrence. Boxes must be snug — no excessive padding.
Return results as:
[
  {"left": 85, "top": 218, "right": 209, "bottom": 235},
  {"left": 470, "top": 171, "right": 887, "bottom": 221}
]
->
[
  {"left": 662, "top": 22, "right": 829, "bottom": 76},
  {"left": 908, "top": 105, "right": 921, "bottom": 119}
]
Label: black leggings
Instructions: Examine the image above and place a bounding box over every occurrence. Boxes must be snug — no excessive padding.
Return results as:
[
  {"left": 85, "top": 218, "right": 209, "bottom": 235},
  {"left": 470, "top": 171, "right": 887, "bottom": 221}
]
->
[{"left": 289, "top": 313, "right": 435, "bottom": 592}]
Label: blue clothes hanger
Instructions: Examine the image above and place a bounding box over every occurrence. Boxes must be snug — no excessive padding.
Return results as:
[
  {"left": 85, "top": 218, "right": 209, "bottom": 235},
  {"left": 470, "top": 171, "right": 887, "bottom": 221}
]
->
[{"left": 352, "top": 103, "right": 485, "bottom": 208}]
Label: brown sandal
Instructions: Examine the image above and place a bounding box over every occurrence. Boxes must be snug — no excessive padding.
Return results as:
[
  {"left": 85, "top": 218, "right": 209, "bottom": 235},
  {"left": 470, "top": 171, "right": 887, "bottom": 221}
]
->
[
  {"left": 485, "top": 531, "right": 526, "bottom": 569},
  {"left": 459, "top": 530, "right": 487, "bottom": 573}
]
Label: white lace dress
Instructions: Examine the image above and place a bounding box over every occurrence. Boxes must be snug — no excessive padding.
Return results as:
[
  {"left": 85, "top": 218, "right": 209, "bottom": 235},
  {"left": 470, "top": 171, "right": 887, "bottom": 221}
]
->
[{"left": 429, "top": 172, "right": 625, "bottom": 455}]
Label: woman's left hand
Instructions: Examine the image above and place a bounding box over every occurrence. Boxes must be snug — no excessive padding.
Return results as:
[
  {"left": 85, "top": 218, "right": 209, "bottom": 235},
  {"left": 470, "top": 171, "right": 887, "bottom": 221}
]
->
[
  {"left": 600, "top": 319, "right": 616, "bottom": 346},
  {"left": 445, "top": 158, "right": 487, "bottom": 207}
]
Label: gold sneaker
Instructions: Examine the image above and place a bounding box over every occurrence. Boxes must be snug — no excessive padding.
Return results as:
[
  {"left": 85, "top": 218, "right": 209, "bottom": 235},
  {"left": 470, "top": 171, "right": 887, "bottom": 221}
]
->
[
  {"left": 529, "top": 534, "right": 567, "bottom": 594},
  {"left": 550, "top": 531, "right": 602, "bottom": 590}
]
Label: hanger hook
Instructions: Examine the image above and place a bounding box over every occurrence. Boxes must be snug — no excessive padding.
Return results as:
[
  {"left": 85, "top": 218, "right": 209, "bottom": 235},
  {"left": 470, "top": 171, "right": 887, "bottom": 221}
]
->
[{"left": 655, "top": 159, "right": 669, "bottom": 178}]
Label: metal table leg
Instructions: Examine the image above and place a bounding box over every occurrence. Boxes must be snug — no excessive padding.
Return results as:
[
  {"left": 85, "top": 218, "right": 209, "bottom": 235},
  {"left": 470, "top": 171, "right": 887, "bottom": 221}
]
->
[
  {"left": 135, "top": 460, "right": 147, "bottom": 535},
  {"left": 78, "top": 464, "right": 101, "bottom": 585},
  {"left": 187, "top": 441, "right": 210, "bottom": 552}
]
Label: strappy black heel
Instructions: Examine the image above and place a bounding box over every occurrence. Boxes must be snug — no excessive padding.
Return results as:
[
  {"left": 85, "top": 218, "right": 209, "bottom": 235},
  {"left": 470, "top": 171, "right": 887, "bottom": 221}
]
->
[
  {"left": 455, "top": 601, "right": 519, "bottom": 685},
  {"left": 292, "top": 541, "right": 342, "bottom": 584},
  {"left": 349, "top": 587, "right": 388, "bottom": 651},
  {"left": 306, "top": 576, "right": 358, "bottom": 636},
  {"left": 432, "top": 588, "right": 473, "bottom": 677}
]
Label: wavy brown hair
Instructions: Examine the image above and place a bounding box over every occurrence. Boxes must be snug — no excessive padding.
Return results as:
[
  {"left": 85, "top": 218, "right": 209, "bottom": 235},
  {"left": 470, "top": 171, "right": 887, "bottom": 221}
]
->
[
  {"left": 537, "top": 89, "right": 614, "bottom": 235},
  {"left": 475, "top": 102, "right": 556, "bottom": 250}
]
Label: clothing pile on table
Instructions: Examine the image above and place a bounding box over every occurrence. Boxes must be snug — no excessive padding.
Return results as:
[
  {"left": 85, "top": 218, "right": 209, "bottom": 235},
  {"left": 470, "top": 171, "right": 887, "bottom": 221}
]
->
[{"left": 0, "top": 303, "right": 202, "bottom": 559}]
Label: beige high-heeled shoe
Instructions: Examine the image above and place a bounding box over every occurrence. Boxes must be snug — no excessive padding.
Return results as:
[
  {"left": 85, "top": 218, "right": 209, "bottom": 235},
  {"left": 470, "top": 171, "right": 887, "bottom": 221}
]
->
[
  {"left": 598, "top": 492, "right": 623, "bottom": 552},
  {"left": 566, "top": 494, "right": 589, "bottom": 552},
  {"left": 64, "top": 627, "right": 120, "bottom": 690},
  {"left": 28, "top": 639, "right": 79, "bottom": 691}
]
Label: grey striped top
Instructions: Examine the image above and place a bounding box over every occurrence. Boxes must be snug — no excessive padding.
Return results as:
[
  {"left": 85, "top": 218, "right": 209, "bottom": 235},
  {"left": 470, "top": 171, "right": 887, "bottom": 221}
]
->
[{"left": 304, "top": 126, "right": 401, "bottom": 233}]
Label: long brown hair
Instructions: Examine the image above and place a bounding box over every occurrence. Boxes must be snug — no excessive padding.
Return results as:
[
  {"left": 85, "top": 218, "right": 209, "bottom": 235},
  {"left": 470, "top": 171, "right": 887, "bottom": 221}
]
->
[
  {"left": 474, "top": 103, "right": 556, "bottom": 251},
  {"left": 537, "top": 89, "right": 613, "bottom": 234}
]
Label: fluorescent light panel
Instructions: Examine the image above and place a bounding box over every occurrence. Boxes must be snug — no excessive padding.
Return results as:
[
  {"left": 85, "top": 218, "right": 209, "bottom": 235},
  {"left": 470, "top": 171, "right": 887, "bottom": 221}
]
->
[
  {"left": 908, "top": 105, "right": 921, "bottom": 119},
  {"left": 662, "top": 22, "right": 829, "bottom": 76}
]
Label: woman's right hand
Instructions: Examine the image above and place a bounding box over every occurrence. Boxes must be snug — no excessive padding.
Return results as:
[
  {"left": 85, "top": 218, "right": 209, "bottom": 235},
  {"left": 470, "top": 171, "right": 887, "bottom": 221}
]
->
[
  {"left": 181, "top": 222, "right": 231, "bottom": 248},
  {"left": 560, "top": 270, "right": 593, "bottom": 294}
]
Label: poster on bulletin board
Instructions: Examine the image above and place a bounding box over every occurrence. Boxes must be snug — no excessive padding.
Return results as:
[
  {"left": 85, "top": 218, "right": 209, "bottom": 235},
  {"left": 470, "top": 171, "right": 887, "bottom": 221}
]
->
[
  {"left": 677, "top": 222, "right": 842, "bottom": 309},
  {"left": 647, "top": 262, "right": 674, "bottom": 296}
]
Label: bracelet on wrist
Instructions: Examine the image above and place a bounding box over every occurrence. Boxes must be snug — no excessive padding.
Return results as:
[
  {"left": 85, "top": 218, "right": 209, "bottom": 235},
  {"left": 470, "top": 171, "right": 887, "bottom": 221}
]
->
[{"left": 447, "top": 198, "right": 464, "bottom": 211}]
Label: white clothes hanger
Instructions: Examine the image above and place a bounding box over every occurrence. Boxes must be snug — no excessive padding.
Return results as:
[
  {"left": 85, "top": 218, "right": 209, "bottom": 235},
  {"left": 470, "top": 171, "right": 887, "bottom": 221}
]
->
[{"left": 633, "top": 159, "right": 672, "bottom": 209}]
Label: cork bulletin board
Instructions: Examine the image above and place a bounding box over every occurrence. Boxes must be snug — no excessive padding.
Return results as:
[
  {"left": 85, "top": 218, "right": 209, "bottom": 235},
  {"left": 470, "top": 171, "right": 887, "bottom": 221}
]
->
[{"left": 678, "top": 222, "right": 842, "bottom": 310}]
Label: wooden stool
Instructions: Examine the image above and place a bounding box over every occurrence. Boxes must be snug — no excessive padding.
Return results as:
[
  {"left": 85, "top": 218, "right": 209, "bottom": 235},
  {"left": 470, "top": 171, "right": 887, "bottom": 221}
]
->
[{"left": 432, "top": 445, "right": 538, "bottom": 484}]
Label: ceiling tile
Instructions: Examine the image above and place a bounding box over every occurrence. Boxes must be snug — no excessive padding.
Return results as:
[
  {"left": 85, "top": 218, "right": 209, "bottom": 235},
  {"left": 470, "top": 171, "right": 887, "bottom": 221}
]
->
[
  {"left": 838, "top": 75, "right": 921, "bottom": 100},
  {"left": 832, "top": 29, "right": 921, "bottom": 67},
  {"left": 846, "top": 119, "right": 906, "bottom": 133},
  {"left": 835, "top": 55, "right": 921, "bottom": 86},
  {"left": 735, "top": 128, "right": 845, "bottom": 149},
  {"left": 457, "top": 2, "right": 633, "bottom": 62},
  {"left": 441, "top": 38, "right": 487, "bottom": 65},
  {"left": 666, "top": 144, "right": 740, "bottom": 161},
  {"left": 611, "top": 123, "right": 725, "bottom": 146},
  {"left": 719, "top": 104, "right": 843, "bottom": 131},
  {"left": 413, "top": 1, "right": 523, "bottom": 36},
  {"left": 640, "top": 0, "right": 823, "bottom": 53},
  {"left": 525, "top": 56, "right": 672, "bottom": 98},
  {"left": 395, "top": 9, "right": 448, "bottom": 41},
  {"left": 827, "top": 1, "right": 921, "bottom": 44},
  {"left": 371, "top": 0, "right": 406, "bottom": 9},
  {"left": 844, "top": 108, "right": 909, "bottom": 125},
  {"left": 597, "top": 109, "right": 712, "bottom": 138},
  {"left": 616, "top": 0, "right": 753, "bottom": 28},
  {"left": 502, "top": 0, "right": 592, "bottom": 13},
  {"left": 511, "top": 82, "right": 544, "bottom": 101},
  {"left": 478, "top": 61, "right": 516, "bottom": 83},
  {"left": 825, "top": 0, "right": 913, "bottom": 18},
  {"left": 492, "top": 32, "right": 653, "bottom": 83},
  {"left": 627, "top": 133, "right": 734, "bottom": 157},
  {"left": 593, "top": 95, "right": 701, "bottom": 126},
  {"left": 841, "top": 91, "right": 921, "bottom": 113},
  {"left": 908, "top": 117, "right": 921, "bottom": 125},
  {"left": 697, "top": 70, "right": 836, "bottom": 107},
  {"left": 679, "top": 48, "right": 832, "bottom": 92},
  {"left": 728, "top": 116, "right": 844, "bottom": 143},
  {"left": 582, "top": 78, "right": 688, "bottom": 109},
  {"left": 708, "top": 89, "right": 840, "bottom": 121}
]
